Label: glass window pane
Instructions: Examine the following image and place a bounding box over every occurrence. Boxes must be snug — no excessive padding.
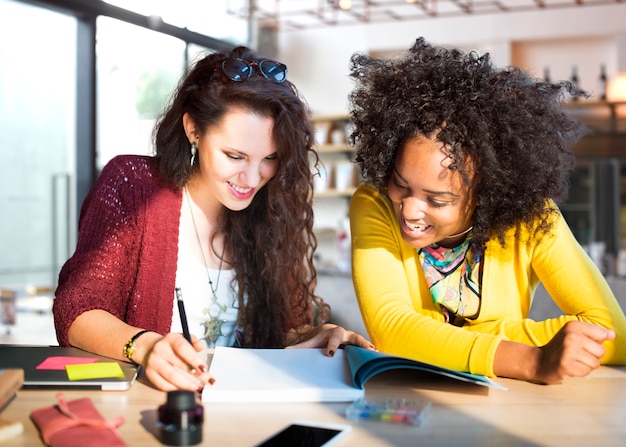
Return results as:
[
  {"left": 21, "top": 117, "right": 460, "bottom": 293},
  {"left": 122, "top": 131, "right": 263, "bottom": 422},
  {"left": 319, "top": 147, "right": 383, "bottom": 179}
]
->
[
  {"left": 187, "top": 43, "right": 216, "bottom": 65},
  {"left": 102, "top": 0, "right": 249, "bottom": 45},
  {"left": 0, "top": 0, "right": 76, "bottom": 294},
  {"left": 96, "top": 17, "right": 187, "bottom": 169}
]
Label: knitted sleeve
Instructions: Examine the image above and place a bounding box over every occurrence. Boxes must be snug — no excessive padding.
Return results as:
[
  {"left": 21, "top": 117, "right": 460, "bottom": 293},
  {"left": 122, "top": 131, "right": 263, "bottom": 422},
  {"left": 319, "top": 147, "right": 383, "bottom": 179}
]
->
[{"left": 53, "top": 155, "right": 178, "bottom": 345}]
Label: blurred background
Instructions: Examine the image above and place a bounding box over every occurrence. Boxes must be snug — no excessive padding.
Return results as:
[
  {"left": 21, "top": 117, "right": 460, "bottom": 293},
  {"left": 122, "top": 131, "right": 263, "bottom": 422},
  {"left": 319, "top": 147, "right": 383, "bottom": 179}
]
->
[{"left": 1, "top": 0, "right": 625, "bottom": 342}]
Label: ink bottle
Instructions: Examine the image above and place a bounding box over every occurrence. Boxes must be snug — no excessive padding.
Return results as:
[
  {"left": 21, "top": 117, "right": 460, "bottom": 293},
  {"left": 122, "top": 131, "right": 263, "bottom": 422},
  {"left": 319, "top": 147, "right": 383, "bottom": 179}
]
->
[{"left": 158, "top": 390, "right": 204, "bottom": 446}]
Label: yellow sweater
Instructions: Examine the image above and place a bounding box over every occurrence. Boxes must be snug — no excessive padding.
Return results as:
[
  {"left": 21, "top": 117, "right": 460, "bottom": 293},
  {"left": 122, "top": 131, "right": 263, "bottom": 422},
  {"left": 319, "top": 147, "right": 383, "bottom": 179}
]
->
[{"left": 350, "top": 184, "right": 626, "bottom": 377}]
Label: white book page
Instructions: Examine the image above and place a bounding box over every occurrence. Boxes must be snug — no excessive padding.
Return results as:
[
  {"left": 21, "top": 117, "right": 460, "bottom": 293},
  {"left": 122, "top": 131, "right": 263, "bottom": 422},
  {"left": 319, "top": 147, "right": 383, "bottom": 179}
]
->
[{"left": 203, "top": 347, "right": 363, "bottom": 403}]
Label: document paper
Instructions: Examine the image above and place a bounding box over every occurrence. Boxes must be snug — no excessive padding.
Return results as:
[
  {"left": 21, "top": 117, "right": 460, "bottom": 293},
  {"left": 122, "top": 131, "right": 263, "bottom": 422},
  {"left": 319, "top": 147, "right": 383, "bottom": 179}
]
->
[{"left": 203, "top": 347, "right": 363, "bottom": 403}]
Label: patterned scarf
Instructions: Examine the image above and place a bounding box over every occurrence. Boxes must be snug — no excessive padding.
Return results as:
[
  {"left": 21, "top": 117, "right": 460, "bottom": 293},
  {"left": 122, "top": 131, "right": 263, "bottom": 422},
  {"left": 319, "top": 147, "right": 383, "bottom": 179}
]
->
[{"left": 418, "top": 233, "right": 482, "bottom": 326}]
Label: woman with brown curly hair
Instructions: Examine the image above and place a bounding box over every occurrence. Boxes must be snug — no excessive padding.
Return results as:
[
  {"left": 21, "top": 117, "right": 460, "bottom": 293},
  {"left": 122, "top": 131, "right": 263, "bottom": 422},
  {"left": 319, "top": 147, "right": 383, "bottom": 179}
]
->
[
  {"left": 54, "top": 46, "right": 372, "bottom": 392},
  {"left": 348, "top": 37, "right": 626, "bottom": 384}
]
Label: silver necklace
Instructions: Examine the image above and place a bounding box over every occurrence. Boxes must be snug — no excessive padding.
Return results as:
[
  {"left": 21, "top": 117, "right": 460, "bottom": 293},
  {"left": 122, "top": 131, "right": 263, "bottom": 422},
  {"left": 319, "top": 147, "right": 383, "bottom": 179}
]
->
[{"left": 184, "top": 187, "right": 227, "bottom": 346}]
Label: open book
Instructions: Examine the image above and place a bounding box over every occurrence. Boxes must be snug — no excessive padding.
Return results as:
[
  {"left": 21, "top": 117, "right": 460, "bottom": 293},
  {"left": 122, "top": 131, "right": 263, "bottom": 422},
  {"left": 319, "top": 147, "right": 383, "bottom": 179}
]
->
[{"left": 202, "top": 346, "right": 504, "bottom": 403}]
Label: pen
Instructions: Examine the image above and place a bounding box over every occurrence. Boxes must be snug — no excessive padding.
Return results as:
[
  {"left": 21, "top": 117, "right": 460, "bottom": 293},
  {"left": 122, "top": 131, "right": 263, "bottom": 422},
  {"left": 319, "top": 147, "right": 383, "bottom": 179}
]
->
[{"left": 175, "top": 287, "right": 192, "bottom": 343}]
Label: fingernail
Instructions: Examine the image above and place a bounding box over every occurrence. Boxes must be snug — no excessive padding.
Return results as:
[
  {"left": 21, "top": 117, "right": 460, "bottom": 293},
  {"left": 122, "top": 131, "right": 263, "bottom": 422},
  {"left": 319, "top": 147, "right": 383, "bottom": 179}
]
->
[
  {"left": 197, "top": 364, "right": 208, "bottom": 373},
  {"left": 196, "top": 385, "right": 204, "bottom": 394},
  {"left": 208, "top": 377, "right": 216, "bottom": 385},
  {"left": 329, "top": 350, "right": 335, "bottom": 357}
]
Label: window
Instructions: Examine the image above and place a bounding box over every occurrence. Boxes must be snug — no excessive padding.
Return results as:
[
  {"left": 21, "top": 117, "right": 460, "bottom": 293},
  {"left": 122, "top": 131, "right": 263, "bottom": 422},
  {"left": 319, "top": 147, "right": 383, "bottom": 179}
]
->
[
  {"left": 0, "top": 0, "right": 76, "bottom": 293},
  {"left": 96, "top": 17, "right": 187, "bottom": 168},
  {"left": 0, "top": 0, "right": 240, "bottom": 299},
  {"left": 102, "top": 0, "right": 248, "bottom": 45}
]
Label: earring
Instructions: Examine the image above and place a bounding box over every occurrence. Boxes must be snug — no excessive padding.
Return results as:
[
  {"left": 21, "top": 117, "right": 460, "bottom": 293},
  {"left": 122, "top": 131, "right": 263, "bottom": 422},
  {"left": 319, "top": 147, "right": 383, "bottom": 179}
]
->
[{"left": 190, "top": 142, "right": 197, "bottom": 167}]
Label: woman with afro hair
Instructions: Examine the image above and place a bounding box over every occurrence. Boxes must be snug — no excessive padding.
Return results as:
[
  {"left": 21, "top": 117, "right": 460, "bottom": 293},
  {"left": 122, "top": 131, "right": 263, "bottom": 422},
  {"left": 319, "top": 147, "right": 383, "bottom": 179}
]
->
[{"left": 348, "top": 37, "right": 626, "bottom": 384}]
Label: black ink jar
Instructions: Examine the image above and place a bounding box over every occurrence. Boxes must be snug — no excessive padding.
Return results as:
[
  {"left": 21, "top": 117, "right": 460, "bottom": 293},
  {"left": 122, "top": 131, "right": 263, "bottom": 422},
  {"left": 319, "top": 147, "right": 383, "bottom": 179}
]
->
[{"left": 158, "top": 390, "right": 204, "bottom": 446}]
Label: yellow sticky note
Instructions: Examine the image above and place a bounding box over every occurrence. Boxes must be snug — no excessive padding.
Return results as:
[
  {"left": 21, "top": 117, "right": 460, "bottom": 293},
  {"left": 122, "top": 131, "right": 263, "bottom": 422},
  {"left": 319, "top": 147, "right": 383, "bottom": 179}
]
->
[{"left": 65, "top": 362, "right": 125, "bottom": 381}]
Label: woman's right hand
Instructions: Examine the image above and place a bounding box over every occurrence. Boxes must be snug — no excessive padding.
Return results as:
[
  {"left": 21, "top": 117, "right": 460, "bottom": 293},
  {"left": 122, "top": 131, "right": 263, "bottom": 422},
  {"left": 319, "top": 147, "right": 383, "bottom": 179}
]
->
[
  {"left": 136, "top": 331, "right": 215, "bottom": 392},
  {"left": 533, "top": 320, "right": 615, "bottom": 384},
  {"left": 67, "top": 310, "right": 214, "bottom": 392},
  {"left": 494, "top": 320, "right": 615, "bottom": 384}
]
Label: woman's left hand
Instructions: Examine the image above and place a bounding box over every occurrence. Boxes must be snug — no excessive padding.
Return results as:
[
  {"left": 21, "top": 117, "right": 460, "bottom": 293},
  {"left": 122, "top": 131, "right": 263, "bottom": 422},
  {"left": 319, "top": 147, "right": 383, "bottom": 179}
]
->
[{"left": 287, "top": 324, "right": 376, "bottom": 357}]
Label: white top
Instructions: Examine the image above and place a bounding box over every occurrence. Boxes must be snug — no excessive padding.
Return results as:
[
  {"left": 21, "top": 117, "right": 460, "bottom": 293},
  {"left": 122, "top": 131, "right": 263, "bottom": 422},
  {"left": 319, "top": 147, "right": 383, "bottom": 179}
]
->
[{"left": 172, "top": 214, "right": 239, "bottom": 348}]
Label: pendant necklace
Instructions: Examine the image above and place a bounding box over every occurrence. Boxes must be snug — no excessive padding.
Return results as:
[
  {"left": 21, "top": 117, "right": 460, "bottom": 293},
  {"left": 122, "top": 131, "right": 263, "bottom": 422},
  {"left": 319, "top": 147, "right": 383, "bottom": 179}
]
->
[{"left": 184, "top": 187, "right": 227, "bottom": 346}]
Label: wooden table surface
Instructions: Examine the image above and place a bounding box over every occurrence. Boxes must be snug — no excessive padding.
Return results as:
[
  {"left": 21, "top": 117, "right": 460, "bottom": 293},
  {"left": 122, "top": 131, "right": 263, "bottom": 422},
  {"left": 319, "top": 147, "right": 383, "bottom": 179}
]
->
[{"left": 2, "top": 364, "right": 625, "bottom": 446}]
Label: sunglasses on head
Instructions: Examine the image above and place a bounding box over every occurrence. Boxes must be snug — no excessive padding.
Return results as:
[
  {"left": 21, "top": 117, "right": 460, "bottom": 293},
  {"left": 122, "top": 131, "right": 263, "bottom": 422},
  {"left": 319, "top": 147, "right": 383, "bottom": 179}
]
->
[{"left": 217, "top": 57, "right": 288, "bottom": 83}]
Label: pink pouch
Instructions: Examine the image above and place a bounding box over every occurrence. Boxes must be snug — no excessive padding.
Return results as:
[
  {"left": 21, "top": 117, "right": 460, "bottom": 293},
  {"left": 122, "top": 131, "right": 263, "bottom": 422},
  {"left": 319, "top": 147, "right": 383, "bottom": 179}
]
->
[{"left": 30, "top": 393, "right": 128, "bottom": 447}]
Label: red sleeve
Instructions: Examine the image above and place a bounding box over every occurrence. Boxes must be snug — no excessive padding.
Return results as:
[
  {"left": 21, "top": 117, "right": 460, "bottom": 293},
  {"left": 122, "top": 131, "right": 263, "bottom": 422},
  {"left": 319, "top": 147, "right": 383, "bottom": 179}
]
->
[{"left": 53, "top": 155, "right": 179, "bottom": 345}]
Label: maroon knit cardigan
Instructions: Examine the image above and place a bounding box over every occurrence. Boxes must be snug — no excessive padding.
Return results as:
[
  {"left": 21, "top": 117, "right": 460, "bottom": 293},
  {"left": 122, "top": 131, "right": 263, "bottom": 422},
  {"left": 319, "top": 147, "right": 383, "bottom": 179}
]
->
[{"left": 54, "top": 155, "right": 182, "bottom": 346}]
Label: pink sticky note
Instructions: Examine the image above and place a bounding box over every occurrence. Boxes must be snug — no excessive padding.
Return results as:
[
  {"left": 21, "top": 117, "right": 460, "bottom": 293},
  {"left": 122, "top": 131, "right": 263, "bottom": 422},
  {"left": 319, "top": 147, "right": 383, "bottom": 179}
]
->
[{"left": 36, "top": 356, "right": 99, "bottom": 370}]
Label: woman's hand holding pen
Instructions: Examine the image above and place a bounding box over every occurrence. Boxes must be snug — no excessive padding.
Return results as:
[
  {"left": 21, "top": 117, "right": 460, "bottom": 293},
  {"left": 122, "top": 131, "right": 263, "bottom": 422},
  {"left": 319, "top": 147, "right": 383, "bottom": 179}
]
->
[
  {"left": 135, "top": 331, "right": 215, "bottom": 393},
  {"left": 67, "top": 310, "right": 214, "bottom": 393},
  {"left": 286, "top": 324, "right": 376, "bottom": 357}
]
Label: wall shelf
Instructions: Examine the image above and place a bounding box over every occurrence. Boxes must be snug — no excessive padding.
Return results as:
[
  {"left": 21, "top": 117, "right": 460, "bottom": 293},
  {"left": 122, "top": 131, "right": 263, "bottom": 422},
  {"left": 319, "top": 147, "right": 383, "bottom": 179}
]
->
[
  {"left": 310, "top": 114, "right": 356, "bottom": 272},
  {"left": 311, "top": 113, "right": 358, "bottom": 198},
  {"left": 317, "top": 143, "right": 353, "bottom": 154},
  {"left": 314, "top": 187, "right": 357, "bottom": 198},
  {"left": 564, "top": 100, "right": 626, "bottom": 134}
]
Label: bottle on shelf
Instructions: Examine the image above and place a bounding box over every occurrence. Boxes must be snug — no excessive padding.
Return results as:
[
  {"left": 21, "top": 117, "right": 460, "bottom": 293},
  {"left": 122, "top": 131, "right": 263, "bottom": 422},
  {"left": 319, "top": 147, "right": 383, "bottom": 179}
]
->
[
  {"left": 598, "top": 63, "right": 607, "bottom": 101},
  {"left": 570, "top": 65, "right": 580, "bottom": 101},
  {"left": 543, "top": 66, "right": 551, "bottom": 83},
  {"left": 335, "top": 217, "right": 351, "bottom": 273}
]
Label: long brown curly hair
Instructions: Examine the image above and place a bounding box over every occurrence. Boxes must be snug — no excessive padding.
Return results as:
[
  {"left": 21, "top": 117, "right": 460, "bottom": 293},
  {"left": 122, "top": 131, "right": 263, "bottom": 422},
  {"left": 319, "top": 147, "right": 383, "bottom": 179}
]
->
[
  {"left": 348, "top": 37, "right": 588, "bottom": 253},
  {"left": 154, "top": 46, "right": 329, "bottom": 347}
]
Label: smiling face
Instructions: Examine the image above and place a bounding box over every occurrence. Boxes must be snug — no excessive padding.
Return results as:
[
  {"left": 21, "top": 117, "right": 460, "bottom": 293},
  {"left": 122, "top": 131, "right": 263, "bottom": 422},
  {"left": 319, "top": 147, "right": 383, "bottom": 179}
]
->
[
  {"left": 184, "top": 106, "right": 279, "bottom": 213},
  {"left": 387, "top": 134, "right": 477, "bottom": 249}
]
